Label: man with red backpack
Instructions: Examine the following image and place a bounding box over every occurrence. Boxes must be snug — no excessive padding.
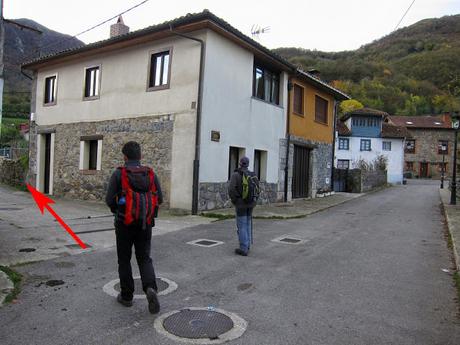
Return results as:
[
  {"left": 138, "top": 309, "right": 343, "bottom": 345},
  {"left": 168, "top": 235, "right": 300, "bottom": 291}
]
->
[{"left": 105, "top": 141, "right": 163, "bottom": 314}]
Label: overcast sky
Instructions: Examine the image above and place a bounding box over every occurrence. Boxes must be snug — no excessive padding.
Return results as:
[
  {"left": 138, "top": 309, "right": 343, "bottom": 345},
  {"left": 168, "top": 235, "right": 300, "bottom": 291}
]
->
[{"left": 5, "top": 0, "right": 460, "bottom": 52}]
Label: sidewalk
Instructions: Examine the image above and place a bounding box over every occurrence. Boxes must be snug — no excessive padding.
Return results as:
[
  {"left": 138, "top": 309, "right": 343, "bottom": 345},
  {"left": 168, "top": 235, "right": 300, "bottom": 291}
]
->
[
  {"left": 203, "top": 192, "right": 364, "bottom": 219},
  {"left": 440, "top": 188, "right": 460, "bottom": 271}
]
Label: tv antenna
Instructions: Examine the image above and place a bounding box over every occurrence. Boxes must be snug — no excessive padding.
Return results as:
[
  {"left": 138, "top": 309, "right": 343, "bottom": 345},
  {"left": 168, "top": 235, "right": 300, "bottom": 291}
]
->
[{"left": 251, "top": 24, "right": 270, "bottom": 40}]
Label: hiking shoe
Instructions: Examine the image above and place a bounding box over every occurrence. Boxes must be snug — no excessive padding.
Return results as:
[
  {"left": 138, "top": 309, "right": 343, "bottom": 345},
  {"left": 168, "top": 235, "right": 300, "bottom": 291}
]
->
[
  {"left": 234, "top": 248, "right": 248, "bottom": 256},
  {"left": 146, "top": 287, "right": 160, "bottom": 314},
  {"left": 117, "top": 294, "right": 133, "bottom": 307}
]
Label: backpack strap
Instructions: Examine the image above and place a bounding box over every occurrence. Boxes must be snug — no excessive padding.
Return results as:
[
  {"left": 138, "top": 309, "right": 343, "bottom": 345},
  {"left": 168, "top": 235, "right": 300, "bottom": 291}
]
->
[{"left": 119, "top": 167, "right": 134, "bottom": 225}]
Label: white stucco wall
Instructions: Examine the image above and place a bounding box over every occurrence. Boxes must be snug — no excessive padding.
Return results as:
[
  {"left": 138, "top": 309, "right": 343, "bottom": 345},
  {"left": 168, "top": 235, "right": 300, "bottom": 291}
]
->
[
  {"left": 34, "top": 34, "right": 204, "bottom": 209},
  {"left": 335, "top": 136, "right": 404, "bottom": 184},
  {"left": 199, "top": 30, "right": 287, "bottom": 183}
]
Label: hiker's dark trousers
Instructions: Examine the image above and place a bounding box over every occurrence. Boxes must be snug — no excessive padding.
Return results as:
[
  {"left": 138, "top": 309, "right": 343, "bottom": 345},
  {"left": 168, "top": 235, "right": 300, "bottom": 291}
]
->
[{"left": 115, "top": 223, "right": 158, "bottom": 301}]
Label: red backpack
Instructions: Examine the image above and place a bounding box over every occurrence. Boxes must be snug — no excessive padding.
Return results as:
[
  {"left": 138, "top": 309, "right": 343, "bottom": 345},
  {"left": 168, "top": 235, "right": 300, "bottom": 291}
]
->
[{"left": 117, "top": 166, "right": 158, "bottom": 227}]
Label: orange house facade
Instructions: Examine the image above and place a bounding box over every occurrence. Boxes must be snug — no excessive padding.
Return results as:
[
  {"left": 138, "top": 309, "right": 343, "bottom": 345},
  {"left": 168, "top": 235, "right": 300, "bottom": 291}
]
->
[{"left": 282, "top": 72, "right": 349, "bottom": 200}]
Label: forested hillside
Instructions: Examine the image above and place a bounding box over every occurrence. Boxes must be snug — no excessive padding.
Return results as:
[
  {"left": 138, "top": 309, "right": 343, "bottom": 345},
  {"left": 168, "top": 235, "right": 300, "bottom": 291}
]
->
[{"left": 274, "top": 14, "right": 460, "bottom": 115}]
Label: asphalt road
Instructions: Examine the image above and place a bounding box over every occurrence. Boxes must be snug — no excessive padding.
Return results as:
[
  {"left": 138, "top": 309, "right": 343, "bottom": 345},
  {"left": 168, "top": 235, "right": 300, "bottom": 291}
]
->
[{"left": 1, "top": 180, "right": 459, "bottom": 344}]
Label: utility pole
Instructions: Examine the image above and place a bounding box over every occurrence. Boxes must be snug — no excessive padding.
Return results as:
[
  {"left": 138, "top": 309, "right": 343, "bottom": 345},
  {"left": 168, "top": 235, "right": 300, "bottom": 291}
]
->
[
  {"left": 450, "top": 113, "right": 459, "bottom": 205},
  {"left": 0, "top": 0, "right": 4, "bottom": 139}
]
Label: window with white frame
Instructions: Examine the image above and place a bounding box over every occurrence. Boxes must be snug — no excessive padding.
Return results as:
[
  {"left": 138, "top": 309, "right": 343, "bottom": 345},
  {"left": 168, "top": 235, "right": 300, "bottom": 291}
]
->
[
  {"left": 337, "top": 159, "right": 350, "bottom": 169},
  {"left": 148, "top": 50, "right": 171, "bottom": 89},
  {"left": 253, "top": 63, "right": 280, "bottom": 105},
  {"left": 80, "top": 136, "right": 102, "bottom": 171},
  {"left": 338, "top": 138, "right": 349, "bottom": 150},
  {"left": 84, "top": 66, "right": 101, "bottom": 99},
  {"left": 360, "top": 139, "right": 371, "bottom": 151},
  {"left": 254, "top": 149, "right": 267, "bottom": 181},
  {"left": 382, "top": 141, "right": 391, "bottom": 151},
  {"left": 44, "top": 75, "right": 57, "bottom": 105}
]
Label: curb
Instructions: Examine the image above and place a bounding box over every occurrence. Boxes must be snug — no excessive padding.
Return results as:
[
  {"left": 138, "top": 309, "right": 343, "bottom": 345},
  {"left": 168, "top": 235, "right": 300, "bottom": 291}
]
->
[
  {"left": 440, "top": 197, "right": 460, "bottom": 271},
  {"left": 201, "top": 189, "right": 380, "bottom": 221}
]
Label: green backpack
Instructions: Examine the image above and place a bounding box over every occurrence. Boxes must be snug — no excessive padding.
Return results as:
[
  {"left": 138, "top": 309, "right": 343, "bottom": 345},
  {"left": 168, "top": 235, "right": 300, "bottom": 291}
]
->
[{"left": 241, "top": 171, "right": 260, "bottom": 203}]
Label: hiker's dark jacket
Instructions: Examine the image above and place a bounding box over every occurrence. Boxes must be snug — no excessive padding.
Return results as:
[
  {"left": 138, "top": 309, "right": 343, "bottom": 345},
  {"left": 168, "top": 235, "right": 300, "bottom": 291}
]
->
[
  {"left": 228, "top": 167, "right": 257, "bottom": 210},
  {"left": 105, "top": 160, "right": 163, "bottom": 215}
]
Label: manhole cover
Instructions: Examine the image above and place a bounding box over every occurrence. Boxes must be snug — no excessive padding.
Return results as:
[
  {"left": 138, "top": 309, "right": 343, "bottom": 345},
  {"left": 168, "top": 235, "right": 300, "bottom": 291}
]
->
[
  {"left": 187, "top": 239, "right": 224, "bottom": 247},
  {"left": 103, "top": 276, "right": 177, "bottom": 299},
  {"left": 154, "top": 307, "right": 247, "bottom": 344},
  {"left": 114, "top": 277, "right": 169, "bottom": 294},
  {"left": 163, "top": 309, "right": 233, "bottom": 339}
]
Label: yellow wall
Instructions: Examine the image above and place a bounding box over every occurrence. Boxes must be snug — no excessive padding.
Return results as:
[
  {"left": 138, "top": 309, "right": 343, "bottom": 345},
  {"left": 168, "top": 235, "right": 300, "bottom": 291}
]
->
[{"left": 289, "top": 77, "right": 335, "bottom": 144}]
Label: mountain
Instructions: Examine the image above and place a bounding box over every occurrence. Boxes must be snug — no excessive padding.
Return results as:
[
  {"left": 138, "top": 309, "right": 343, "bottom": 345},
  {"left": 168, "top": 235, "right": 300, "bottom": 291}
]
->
[
  {"left": 3, "top": 19, "right": 84, "bottom": 118},
  {"left": 274, "top": 14, "right": 460, "bottom": 116}
]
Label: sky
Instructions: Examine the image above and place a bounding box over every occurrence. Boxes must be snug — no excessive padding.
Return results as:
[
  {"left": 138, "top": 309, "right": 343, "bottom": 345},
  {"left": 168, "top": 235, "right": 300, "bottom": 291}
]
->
[{"left": 5, "top": 0, "right": 460, "bottom": 52}]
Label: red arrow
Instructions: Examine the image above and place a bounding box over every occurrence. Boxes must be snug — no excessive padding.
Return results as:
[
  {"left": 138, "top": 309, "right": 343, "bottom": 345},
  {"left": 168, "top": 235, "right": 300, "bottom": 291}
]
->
[{"left": 26, "top": 183, "right": 87, "bottom": 249}]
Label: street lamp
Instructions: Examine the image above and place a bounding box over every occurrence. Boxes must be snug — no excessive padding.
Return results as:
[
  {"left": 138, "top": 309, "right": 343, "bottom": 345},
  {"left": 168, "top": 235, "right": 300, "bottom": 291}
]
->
[
  {"left": 440, "top": 142, "right": 447, "bottom": 189},
  {"left": 450, "top": 112, "right": 460, "bottom": 205}
]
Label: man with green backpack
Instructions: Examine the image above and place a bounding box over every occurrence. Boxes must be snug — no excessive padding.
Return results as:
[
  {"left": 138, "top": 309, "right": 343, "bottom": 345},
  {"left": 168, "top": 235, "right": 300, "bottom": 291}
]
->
[{"left": 228, "top": 156, "right": 260, "bottom": 256}]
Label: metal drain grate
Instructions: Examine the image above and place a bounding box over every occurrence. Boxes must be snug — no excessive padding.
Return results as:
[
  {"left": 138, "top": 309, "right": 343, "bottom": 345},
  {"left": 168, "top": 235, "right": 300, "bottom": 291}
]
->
[
  {"left": 187, "top": 239, "right": 224, "bottom": 247},
  {"left": 279, "top": 237, "right": 301, "bottom": 244},
  {"left": 0, "top": 207, "right": 22, "bottom": 211},
  {"left": 163, "top": 309, "right": 234, "bottom": 340},
  {"left": 272, "top": 236, "right": 304, "bottom": 245},
  {"left": 114, "top": 277, "right": 169, "bottom": 294}
]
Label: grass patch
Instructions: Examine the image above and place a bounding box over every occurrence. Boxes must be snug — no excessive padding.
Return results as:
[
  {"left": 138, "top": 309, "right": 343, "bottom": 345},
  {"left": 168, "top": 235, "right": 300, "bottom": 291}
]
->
[
  {"left": 3, "top": 117, "right": 28, "bottom": 126},
  {"left": 454, "top": 272, "right": 460, "bottom": 303},
  {"left": 0, "top": 265, "right": 22, "bottom": 304}
]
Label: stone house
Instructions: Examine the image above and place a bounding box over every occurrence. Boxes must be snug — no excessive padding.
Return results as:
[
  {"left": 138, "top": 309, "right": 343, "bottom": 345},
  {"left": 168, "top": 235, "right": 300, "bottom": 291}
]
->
[
  {"left": 387, "top": 114, "right": 454, "bottom": 179},
  {"left": 335, "top": 108, "right": 408, "bottom": 184},
  {"left": 22, "top": 10, "right": 348, "bottom": 213}
]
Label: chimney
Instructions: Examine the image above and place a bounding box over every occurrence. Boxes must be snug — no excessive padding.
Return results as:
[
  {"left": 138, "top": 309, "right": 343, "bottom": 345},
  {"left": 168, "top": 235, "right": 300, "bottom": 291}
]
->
[{"left": 110, "top": 15, "right": 129, "bottom": 38}]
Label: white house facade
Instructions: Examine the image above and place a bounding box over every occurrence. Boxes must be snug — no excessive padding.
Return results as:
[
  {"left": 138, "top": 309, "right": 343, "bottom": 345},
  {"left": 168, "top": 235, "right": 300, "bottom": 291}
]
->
[
  {"left": 335, "top": 108, "right": 407, "bottom": 184},
  {"left": 23, "top": 11, "right": 294, "bottom": 213}
]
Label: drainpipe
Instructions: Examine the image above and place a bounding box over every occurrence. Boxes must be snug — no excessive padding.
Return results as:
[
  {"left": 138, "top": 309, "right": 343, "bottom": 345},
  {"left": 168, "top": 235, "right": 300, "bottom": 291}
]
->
[
  {"left": 330, "top": 100, "right": 339, "bottom": 191},
  {"left": 284, "top": 80, "right": 293, "bottom": 202},
  {"left": 169, "top": 25, "right": 205, "bottom": 215}
]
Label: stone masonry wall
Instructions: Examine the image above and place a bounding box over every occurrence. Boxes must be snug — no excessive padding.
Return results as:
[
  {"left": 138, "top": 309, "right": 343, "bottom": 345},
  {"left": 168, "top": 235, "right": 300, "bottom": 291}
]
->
[
  {"left": 405, "top": 128, "right": 455, "bottom": 178},
  {"left": 0, "top": 157, "right": 26, "bottom": 187},
  {"left": 347, "top": 168, "right": 386, "bottom": 193},
  {"left": 29, "top": 115, "right": 174, "bottom": 205},
  {"left": 198, "top": 181, "right": 278, "bottom": 211}
]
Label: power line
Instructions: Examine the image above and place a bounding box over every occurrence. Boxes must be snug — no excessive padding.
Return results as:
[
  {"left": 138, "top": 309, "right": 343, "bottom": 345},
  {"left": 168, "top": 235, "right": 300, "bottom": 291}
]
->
[
  {"left": 22, "top": 0, "right": 150, "bottom": 62},
  {"left": 393, "top": 0, "right": 417, "bottom": 32}
]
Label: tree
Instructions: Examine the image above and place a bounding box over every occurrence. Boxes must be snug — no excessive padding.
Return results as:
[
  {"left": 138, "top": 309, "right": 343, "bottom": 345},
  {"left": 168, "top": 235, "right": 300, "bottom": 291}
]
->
[{"left": 339, "top": 99, "right": 364, "bottom": 116}]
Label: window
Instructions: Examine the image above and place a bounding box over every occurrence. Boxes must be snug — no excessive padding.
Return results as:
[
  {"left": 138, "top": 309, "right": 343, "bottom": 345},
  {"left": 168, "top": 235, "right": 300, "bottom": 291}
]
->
[
  {"left": 254, "top": 149, "right": 267, "bottom": 181},
  {"left": 148, "top": 50, "right": 170, "bottom": 89},
  {"left": 405, "top": 140, "right": 415, "bottom": 153},
  {"left": 337, "top": 159, "right": 350, "bottom": 169},
  {"left": 360, "top": 139, "right": 371, "bottom": 151},
  {"left": 315, "top": 96, "right": 328, "bottom": 124},
  {"left": 293, "top": 84, "right": 304, "bottom": 115},
  {"left": 406, "top": 161, "right": 414, "bottom": 171},
  {"left": 382, "top": 141, "right": 391, "bottom": 151},
  {"left": 438, "top": 140, "right": 449, "bottom": 154},
  {"left": 253, "top": 64, "right": 279, "bottom": 105},
  {"left": 80, "top": 136, "right": 102, "bottom": 171},
  {"left": 84, "top": 66, "right": 100, "bottom": 99},
  {"left": 44, "top": 75, "right": 57, "bottom": 105},
  {"left": 338, "top": 138, "right": 349, "bottom": 150}
]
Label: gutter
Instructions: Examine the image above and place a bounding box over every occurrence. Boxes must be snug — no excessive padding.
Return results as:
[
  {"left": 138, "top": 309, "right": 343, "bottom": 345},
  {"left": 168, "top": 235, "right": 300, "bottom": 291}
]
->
[
  {"left": 169, "top": 25, "right": 205, "bottom": 215},
  {"left": 330, "top": 101, "right": 339, "bottom": 191},
  {"left": 284, "top": 80, "right": 293, "bottom": 202}
]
